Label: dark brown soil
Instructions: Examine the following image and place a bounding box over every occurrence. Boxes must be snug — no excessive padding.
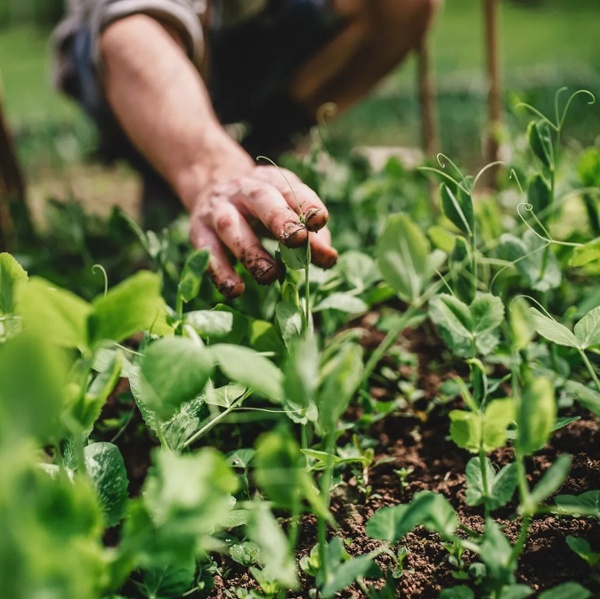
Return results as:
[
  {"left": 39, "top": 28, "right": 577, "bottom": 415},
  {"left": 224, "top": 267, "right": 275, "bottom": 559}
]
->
[{"left": 99, "top": 319, "right": 600, "bottom": 598}]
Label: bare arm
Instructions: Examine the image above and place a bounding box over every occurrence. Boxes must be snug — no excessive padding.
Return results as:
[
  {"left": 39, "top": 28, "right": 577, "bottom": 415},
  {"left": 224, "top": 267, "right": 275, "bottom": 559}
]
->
[{"left": 99, "top": 14, "right": 337, "bottom": 297}]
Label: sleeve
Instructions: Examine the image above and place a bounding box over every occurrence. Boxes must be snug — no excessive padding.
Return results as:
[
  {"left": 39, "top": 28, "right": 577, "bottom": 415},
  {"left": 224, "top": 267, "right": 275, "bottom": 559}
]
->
[{"left": 74, "top": 0, "right": 206, "bottom": 71}]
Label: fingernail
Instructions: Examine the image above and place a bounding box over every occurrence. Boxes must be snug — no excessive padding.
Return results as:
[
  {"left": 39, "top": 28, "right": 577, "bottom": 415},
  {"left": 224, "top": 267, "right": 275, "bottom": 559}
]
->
[
  {"left": 305, "top": 209, "right": 327, "bottom": 232},
  {"left": 217, "top": 279, "right": 244, "bottom": 298},
  {"left": 313, "top": 250, "right": 338, "bottom": 269},
  {"left": 282, "top": 223, "right": 308, "bottom": 248},
  {"left": 249, "top": 258, "right": 280, "bottom": 284}
]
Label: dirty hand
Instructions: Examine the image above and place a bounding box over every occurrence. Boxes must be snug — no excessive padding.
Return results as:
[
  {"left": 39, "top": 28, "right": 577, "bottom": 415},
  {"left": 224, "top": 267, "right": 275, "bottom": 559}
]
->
[{"left": 189, "top": 159, "right": 338, "bottom": 298}]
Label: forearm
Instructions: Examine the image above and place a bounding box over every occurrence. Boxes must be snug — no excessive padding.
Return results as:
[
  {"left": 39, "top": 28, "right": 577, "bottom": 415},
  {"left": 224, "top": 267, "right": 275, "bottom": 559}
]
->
[{"left": 99, "top": 14, "right": 251, "bottom": 211}]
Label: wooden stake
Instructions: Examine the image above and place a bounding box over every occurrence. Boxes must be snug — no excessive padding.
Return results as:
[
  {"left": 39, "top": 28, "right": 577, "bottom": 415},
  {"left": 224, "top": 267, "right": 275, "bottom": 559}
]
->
[
  {"left": 483, "top": 0, "right": 502, "bottom": 186},
  {"left": 417, "top": 40, "right": 439, "bottom": 158},
  {"left": 0, "top": 90, "right": 28, "bottom": 251}
]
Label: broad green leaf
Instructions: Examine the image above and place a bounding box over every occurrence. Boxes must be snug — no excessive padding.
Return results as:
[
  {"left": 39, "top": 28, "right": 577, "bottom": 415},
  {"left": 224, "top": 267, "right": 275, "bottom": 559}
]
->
[
  {"left": 313, "top": 292, "right": 368, "bottom": 314},
  {"left": 0, "top": 334, "right": 68, "bottom": 442},
  {"left": 128, "top": 366, "right": 157, "bottom": 432},
  {"left": 186, "top": 309, "right": 233, "bottom": 339},
  {"left": 318, "top": 343, "right": 364, "bottom": 434},
  {"left": 161, "top": 395, "right": 209, "bottom": 451},
  {"left": 440, "top": 183, "right": 474, "bottom": 236},
  {"left": 429, "top": 293, "right": 504, "bottom": 358},
  {"left": 210, "top": 344, "right": 283, "bottom": 403},
  {"left": 529, "top": 308, "right": 578, "bottom": 348},
  {"left": 249, "top": 319, "right": 286, "bottom": 359},
  {"left": 500, "top": 232, "right": 561, "bottom": 292},
  {"left": 509, "top": 297, "right": 536, "bottom": 351},
  {"left": 574, "top": 305, "right": 600, "bottom": 348},
  {"left": 482, "top": 398, "right": 515, "bottom": 452},
  {"left": 499, "top": 585, "right": 534, "bottom": 599},
  {"left": 84, "top": 442, "right": 129, "bottom": 527},
  {"left": 230, "top": 541, "right": 262, "bottom": 567},
  {"left": 205, "top": 383, "right": 247, "bottom": 408},
  {"left": 527, "top": 173, "right": 551, "bottom": 222},
  {"left": 466, "top": 458, "right": 518, "bottom": 511},
  {"left": 141, "top": 337, "right": 213, "bottom": 420},
  {"left": 449, "top": 410, "right": 480, "bottom": 452},
  {"left": 516, "top": 377, "right": 556, "bottom": 456},
  {"left": 254, "top": 428, "right": 330, "bottom": 520},
  {"left": 450, "top": 236, "right": 475, "bottom": 304},
  {"left": 0, "top": 252, "right": 27, "bottom": 315},
  {"left": 538, "top": 582, "right": 591, "bottom": 599},
  {"left": 366, "top": 491, "right": 458, "bottom": 542},
  {"left": 570, "top": 238, "right": 600, "bottom": 267},
  {"left": 280, "top": 244, "right": 309, "bottom": 270},
  {"left": 17, "top": 277, "right": 92, "bottom": 350},
  {"left": 555, "top": 490, "right": 600, "bottom": 519},
  {"left": 247, "top": 502, "right": 298, "bottom": 590},
  {"left": 321, "top": 552, "right": 376, "bottom": 597},
  {"left": 440, "top": 588, "right": 475, "bottom": 599},
  {"left": 178, "top": 249, "right": 209, "bottom": 304},
  {"left": 376, "top": 213, "right": 432, "bottom": 304},
  {"left": 428, "top": 225, "right": 457, "bottom": 254},
  {"left": 479, "top": 518, "right": 514, "bottom": 586},
  {"left": 283, "top": 335, "right": 319, "bottom": 424},
  {"left": 577, "top": 147, "right": 600, "bottom": 187},
  {"left": 566, "top": 536, "right": 600, "bottom": 568},
  {"left": 337, "top": 250, "right": 380, "bottom": 290},
  {"left": 143, "top": 448, "right": 238, "bottom": 539},
  {"left": 69, "top": 349, "right": 123, "bottom": 432},
  {"left": 564, "top": 380, "right": 600, "bottom": 417},
  {"left": 276, "top": 300, "right": 303, "bottom": 346},
  {"left": 90, "top": 271, "right": 169, "bottom": 345},
  {"left": 142, "top": 557, "right": 196, "bottom": 599},
  {"left": 529, "top": 454, "right": 572, "bottom": 506},
  {"left": 527, "top": 120, "right": 554, "bottom": 170}
]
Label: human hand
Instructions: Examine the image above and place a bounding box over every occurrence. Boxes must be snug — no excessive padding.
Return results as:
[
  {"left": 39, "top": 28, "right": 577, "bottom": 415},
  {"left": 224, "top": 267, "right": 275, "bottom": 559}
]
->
[{"left": 189, "top": 162, "right": 338, "bottom": 298}]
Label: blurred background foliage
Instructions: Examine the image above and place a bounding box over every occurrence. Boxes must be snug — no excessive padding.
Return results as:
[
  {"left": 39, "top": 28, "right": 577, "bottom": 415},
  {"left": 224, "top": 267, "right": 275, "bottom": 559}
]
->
[{"left": 0, "top": 0, "right": 599, "bottom": 195}]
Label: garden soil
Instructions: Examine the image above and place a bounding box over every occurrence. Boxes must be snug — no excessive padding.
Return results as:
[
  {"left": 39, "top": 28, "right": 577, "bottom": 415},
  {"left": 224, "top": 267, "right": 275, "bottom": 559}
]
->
[{"left": 101, "top": 319, "right": 600, "bottom": 598}]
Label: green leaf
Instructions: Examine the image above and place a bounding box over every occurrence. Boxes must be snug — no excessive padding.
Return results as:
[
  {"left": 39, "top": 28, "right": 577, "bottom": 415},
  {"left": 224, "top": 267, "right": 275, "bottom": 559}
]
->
[
  {"left": 482, "top": 398, "right": 515, "bottom": 452},
  {"left": 555, "top": 490, "right": 600, "bottom": 519},
  {"left": 210, "top": 344, "right": 283, "bottom": 403},
  {"left": 161, "top": 395, "right": 209, "bottom": 451},
  {"left": 499, "top": 585, "right": 534, "bottom": 599},
  {"left": 366, "top": 491, "right": 458, "bottom": 542},
  {"left": 283, "top": 335, "right": 319, "bottom": 424},
  {"left": 527, "top": 120, "right": 554, "bottom": 170},
  {"left": 376, "top": 213, "right": 432, "bottom": 304},
  {"left": 72, "top": 350, "right": 122, "bottom": 432},
  {"left": 570, "top": 238, "right": 600, "bottom": 267},
  {"left": 440, "top": 587, "right": 475, "bottom": 599},
  {"left": 178, "top": 249, "right": 209, "bottom": 304},
  {"left": 90, "top": 271, "right": 168, "bottom": 346},
  {"left": 280, "top": 244, "right": 308, "bottom": 270},
  {"left": 205, "top": 383, "right": 247, "bottom": 408},
  {"left": 429, "top": 293, "right": 504, "bottom": 358},
  {"left": 577, "top": 147, "right": 600, "bottom": 187},
  {"left": 450, "top": 236, "right": 475, "bottom": 304},
  {"left": 254, "top": 427, "right": 330, "bottom": 520},
  {"left": 449, "top": 410, "right": 480, "bottom": 452},
  {"left": 84, "top": 442, "right": 129, "bottom": 527},
  {"left": 479, "top": 518, "right": 514, "bottom": 586},
  {"left": 516, "top": 376, "right": 556, "bottom": 456},
  {"left": 509, "top": 297, "right": 536, "bottom": 351},
  {"left": 566, "top": 536, "right": 600, "bottom": 568},
  {"left": 564, "top": 380, "right": 600, "bottom": 417},
  {"left": 143, "top": 448, "right": 238, "bottom": 540},
  {"left": 530, "top": 454, "right": 572, "bottom": 505},
  {"left": 0, "top": 252, "right": 27, "bottom": 315},
  {"left": 574, "top": 305, "right": 600, "bottom": 348},
  {"left": 318, "top": 343, "right": 364, "bottom": 434},
  {"left": 17, "top": 277, "right": 92, "bottom": 350},
  {"left": 500, "top": 232, "right": 561, "bottom": 292},
  {"left": 440, "top": 183, "right": 474, "bottom": 236},
  {"left": 186, "top": 309, "right": 234, "bottom": 339},
  {"left": 527, "top": 173, "right": 552, "bottom": 222},
  {"left": 313, "top": 292, "right": 368, "bottom": 314},
  {"left": 529, "top": 307, "right": 578, "bottom": 347},
  {"left": 538, "top": 582, "right": 591, "bottom": 599},
  {"left": 142, "top": 557, "right": 196, "bottom": 599},
  {"left": 321, "top": 552, "right": 375, "bottom": 597},
  {"left": 247, "top": 502, "right": 298, "bottom": 590},
  {"left": 337, "top": 250, "right": 380, "bottom": 290},
  {"left": 466, "top": 458, "right": 518, "bottom": 511},
  {"left": 141, "top": 337, "right": 214, "bottom": 420},
  {"left": 276, "top": 300, "right": 303, "bottom": 346},
  {"left": 0, "top": 334, "right": 68, "bottom": 441},
  {"left": 230, "top": 541, "right": 262, "bottom": 567}
]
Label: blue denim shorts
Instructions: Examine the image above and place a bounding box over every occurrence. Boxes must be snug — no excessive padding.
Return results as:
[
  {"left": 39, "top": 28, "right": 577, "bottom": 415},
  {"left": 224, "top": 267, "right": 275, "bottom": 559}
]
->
[{"left": 62, "top": 0, "right": 341, "bottom": 167}]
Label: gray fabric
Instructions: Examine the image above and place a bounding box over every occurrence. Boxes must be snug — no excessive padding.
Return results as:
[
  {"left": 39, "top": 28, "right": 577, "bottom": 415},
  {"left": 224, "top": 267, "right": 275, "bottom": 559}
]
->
[{"left": 53, "top": 0, "right": 206, "bottom": 91}]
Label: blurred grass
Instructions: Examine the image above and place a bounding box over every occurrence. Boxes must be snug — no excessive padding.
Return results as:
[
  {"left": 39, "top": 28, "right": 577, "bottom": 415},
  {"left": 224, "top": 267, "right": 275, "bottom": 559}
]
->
[{"left": 0, "top": 0, "right": 599, "bottom": 176}]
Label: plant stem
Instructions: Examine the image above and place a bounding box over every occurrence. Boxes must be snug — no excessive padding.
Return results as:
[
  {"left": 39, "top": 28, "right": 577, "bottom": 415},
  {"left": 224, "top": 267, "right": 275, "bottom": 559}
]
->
[
  {"left": 156, "top": 421, "right": 170, "bottom": 451},
  {"left": 361, "top": 305, "right": 419, "bottom": 385},
  {"left": 318, "top": 430, "right": 336, "bottom": 585},
  {"left": 579, "top": 349, "right": 600, "bottom": 393},
  {"left": 479, "top": 447, "right": 491, "bottom": 519}
]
